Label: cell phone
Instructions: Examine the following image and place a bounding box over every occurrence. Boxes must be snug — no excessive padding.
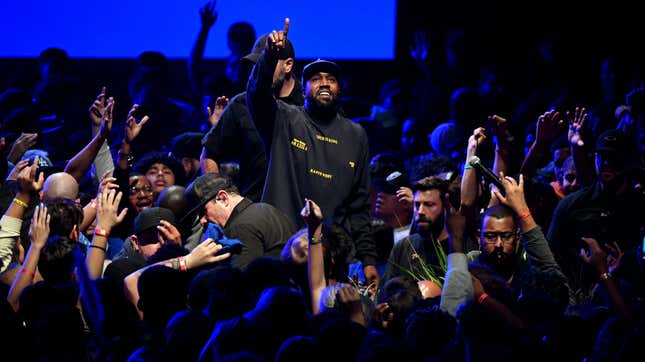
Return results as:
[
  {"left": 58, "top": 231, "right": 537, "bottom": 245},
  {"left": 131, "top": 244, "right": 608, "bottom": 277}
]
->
[{"left": 641, "top": 235, "right": 645, "bottom": 261}]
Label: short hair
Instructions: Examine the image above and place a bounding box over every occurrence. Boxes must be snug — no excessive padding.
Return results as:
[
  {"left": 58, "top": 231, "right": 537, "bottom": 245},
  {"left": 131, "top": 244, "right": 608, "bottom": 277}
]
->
[
  {"left": 38, "top": 235, "right": 78, "bottom": 284},
  {"left": 412, "top": 176, "right": 449, "bottom": 195},
  {"left": 133, "top": 152, "right": 186, "bottom": 186},
  {"left": 227, "top": 22, "right": 256, "bottom": 53},
  {"left": 481, "top": 204, "right": 516, "bottom": 228},
  {"left": 135, "top": 51, "right": 168, "bottom": 72},
  {"left": 46, "top": 198, "right": 83, "bottom": 237},
  {"left": 170, "top": 132, "right": 204, "bottom": 160}
]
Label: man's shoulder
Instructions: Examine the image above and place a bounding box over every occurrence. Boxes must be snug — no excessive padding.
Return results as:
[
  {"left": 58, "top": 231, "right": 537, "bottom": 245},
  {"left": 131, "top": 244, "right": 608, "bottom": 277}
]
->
[{"left": 558, "top": 184, "right": 596, "bottom": 209}]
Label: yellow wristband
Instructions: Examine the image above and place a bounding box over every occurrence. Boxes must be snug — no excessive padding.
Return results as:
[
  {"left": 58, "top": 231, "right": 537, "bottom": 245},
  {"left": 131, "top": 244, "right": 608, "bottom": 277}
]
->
[{"left": 13, "top": 198, "right": 28, "bottom": 208}]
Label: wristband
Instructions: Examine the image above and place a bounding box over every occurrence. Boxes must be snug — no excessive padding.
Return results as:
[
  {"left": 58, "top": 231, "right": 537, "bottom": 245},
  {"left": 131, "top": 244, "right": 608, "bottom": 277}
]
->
[
  {"left": 178, "top": 256, "right": 187, "bottom": 272},
  {"left": 90, "top": 244, "right": 107, "bottom": 253},
  {"left": 477, "top": 292, "right": 489, "bottom": 304},
  {"left": 22, "top": 268, "right": 35, "bottom": 278},
  {"left": 518, "top": 210, "right": 531, "bottom": 220},
  {"left": 94, "top": 227, "right": 110, "bottom": 238},
  {"left": 599, "top": 272, "right": 611, "bottom": 281},
  {"left": 464, "top": 164, "right": 473, "bottom": 170},
  {"left": 89, "top": 198, "right": 98, "bottom": 209},
  {"left": 309, "top": 234, "right": 323, "bottom": 245},
  {"left": 13, "top": 198, "right": 29, "bottom": 208}
]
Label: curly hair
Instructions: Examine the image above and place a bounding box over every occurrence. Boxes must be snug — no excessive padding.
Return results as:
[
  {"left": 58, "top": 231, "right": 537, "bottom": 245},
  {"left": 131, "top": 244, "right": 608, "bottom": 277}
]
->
[{"left": 133, "top": 152, "right": 186, "bottom": 186}]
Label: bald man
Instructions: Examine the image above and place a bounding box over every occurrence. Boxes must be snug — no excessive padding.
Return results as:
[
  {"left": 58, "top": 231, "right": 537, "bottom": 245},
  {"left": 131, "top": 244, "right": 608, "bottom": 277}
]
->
[{"left": 42, "top": 172, "right": 79, "bottom": 202}]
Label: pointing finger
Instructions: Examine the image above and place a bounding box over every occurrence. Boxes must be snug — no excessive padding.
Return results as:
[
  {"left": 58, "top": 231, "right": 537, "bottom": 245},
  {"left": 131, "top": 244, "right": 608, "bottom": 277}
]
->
[{"left": 283, "top": 17, "right": 290, "bottom": 36}]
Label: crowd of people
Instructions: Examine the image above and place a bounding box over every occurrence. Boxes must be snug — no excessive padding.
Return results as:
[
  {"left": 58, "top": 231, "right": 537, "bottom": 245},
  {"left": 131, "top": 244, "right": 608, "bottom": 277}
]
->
[{"left": 0, "top": 2, "right": 644, "bottom": 361}]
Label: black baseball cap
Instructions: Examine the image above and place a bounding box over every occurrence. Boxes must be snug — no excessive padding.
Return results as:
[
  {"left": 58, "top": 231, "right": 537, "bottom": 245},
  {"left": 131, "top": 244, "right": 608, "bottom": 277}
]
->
[
  {"left": 302, "top": 59, "right": 341, "bottom": 84},
  {"left": 134, "top": 207, "right": 177, "bottom": 235},
  {"left": 595, "top": 129, "right": 627, "bottom": 156},
  {"left": 182, "top": 173, "right": 237, "bottom": 223}
]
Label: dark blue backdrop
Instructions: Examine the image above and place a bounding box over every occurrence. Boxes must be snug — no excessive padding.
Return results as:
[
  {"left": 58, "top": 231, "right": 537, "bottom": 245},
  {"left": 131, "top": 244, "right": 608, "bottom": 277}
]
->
[{"left": 0, "top": 0, "right": 396, "bottom": 59}]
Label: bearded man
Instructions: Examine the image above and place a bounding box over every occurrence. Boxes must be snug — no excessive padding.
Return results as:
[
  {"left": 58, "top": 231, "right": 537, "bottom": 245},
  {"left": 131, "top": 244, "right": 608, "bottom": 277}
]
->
[{"left": 246, "top": 18, "right": 378, "bottom": 287}]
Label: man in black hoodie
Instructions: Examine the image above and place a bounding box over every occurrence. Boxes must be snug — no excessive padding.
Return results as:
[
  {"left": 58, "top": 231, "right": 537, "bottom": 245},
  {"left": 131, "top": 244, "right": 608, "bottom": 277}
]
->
[{"left": 246, "top": 18, "right": 378, "bottom": 287}]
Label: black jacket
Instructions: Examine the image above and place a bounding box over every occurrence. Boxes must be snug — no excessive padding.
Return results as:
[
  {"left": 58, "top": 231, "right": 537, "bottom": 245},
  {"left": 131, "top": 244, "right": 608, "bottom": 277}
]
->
[
  {"left": 247, "top": 50, "right": 376, "bottom": 266},
  {"left": 225, "top": 198, "right": 296, "bottom": 269}
]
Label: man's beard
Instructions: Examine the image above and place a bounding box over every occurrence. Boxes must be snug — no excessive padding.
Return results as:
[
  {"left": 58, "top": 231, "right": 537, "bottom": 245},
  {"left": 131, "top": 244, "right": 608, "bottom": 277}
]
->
[
  {"left": 481, "top": 247, "right": 517, "bottom": 280},
  {"left": 412, "top": 212, "right": 444, "bottom": 239},
  {"left": 305, "top": 92, "right": 338, "bottom": 121}
]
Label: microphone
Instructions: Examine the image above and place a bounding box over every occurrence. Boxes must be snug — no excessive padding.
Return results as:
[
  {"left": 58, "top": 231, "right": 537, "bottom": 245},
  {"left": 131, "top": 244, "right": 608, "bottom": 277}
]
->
[{"left": 468, "top": 156, "right": 504, "bottom": 190}]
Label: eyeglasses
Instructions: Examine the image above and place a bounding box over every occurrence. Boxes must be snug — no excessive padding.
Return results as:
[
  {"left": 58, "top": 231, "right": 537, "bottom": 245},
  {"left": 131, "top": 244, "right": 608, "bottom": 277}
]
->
[
  {"left": 482, "top": 232, "right": 517, "bottom": 244},
  {"left": 130, "top": 185, "right": 153, "bottom": 195}
]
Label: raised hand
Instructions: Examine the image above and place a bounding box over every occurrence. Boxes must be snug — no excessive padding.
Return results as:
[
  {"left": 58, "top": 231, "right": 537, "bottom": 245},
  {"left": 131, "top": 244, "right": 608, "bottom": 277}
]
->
[
  {"left": 266, "top": 18, "right": 290, "bottom": 57},
  {"left": 99, "top": 97, "right": 115, "bottom": 139},
  {"left": 535, "top": 110, "right": 564, "bottom": 146},
  {"left": 443, "top": 193, "right": 466, "bottom": 253},
  {"left": 17, "top": 159, "right": 45, "bottom": 194},
  {"left": 199, "top": 1, "right": 218, "bottom": 28},
  {"left": 6, "top": 159, "right": 29, "bottom": 182},
  {"left": 124, "top": 104, "right": 149, "bottom": 144},
  {"left": 579, "top": 237, "right": 609, "bottom": 274},
  {"left": 300, "top": 198, "right": 323, "bottom": 230},
  {"left": 489, "top": 114, "right": 512, "bottom": 145},
  {"left": 467, "top": 127, "right": 487, "bottom": 154},
  {"left": 604, "top": 242, "right": 624, "bottom": 274},
  {"left": 492, "top": 172, "right": 529, "bottom": 216},
  {"left": 409, "top": 31, "right": 430, "bottom": 67},
  {"left": 8, "top": 132, "right": 38, "bottom": 163},
  {"left": 96, "top": 189, "right": 127, "bottom": 232},
  {"left": 567, "top": 107, "right": 587, "bottom": 147},
  {"left": 97, "top": 170, "right": 118, "bottom": 196},
  {"left": 207, "top": 96, "right": 229, "bottom": 127},
  {"left": 157, "top": 220, "right": 182, "bottom": 245},
  {"left": 185, "top": 238, "right": 231, "bottom": 269},
  {"left": 29, "top": 204, "right": 50, "bottom": 250},
  {"left": 395, "top": 186, "right": 414, "bottom": 209},
  {"left": 336, "top": 283, "right": 365, "bottom": 325},
  {"left": 89, "top": 87, "right": 107, "bottom": 133}
]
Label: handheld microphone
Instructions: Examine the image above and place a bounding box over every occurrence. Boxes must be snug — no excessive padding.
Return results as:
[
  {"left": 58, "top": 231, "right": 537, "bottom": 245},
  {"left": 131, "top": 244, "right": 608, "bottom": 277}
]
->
[{"left": 468, "top": 156, "right": 504, "bottom": 190}]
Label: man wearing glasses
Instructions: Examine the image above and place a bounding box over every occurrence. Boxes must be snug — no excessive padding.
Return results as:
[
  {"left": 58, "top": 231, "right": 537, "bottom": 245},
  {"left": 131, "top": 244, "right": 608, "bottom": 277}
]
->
[{"left": 472, "top": 205, "right": 522, "bottom": 281}]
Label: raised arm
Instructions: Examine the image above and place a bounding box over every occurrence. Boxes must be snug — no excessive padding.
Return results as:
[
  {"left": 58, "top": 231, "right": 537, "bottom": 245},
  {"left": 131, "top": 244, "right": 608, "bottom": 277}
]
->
[
  {"left": 200, "top": 96, "right": 229, "bottom": 174},
  {"left": 123, "top": 238, "right": 231, "bottom": 316},
  {"left": 7, "top": 203, "right": 49, "bottom": 311},
  {"left": 460, "top": 127, "right": 486, "bottom": 214},
  {"left": 0, "top": 161, "right": 41, "bottom": 271},
  {"left": 7, "top": 132, "right": 38, "bottom": 165},
  {"left": 188, "top": 1, "right": 218, "bottom": 98},
  {"left": 302, "top": 198, "right": 325, "bottom": 314},
  {"left": 493, "top": 173, "right": 564, "bottom": 276},
  {"left": 579, "top": 237, "right": 632, "bottom": 320},
  {"left": 490, "top": 115, "right": 512, "bottom": 179},
  {"left": 440, "top": 195, "right": 473, "bottom": 316},
  {"left": 246, "top": 18, "right": 290, "bottom": 145},
  {"left": 86, "top": 189, "right": 128, "bottom": 279},
  {"left": 409, "top": 31, "right": 432, "bottom": 81},
  {"left": 64, "top": 97, "right": 115, "bottom": 182},
  {"left": 89, "top": 87, "right": 115, "bottom": 180},
  {"left": 567, "top": 107, "right": 594, "bottom": 187},
  {"left": 79, "top": 171, "right": 119, "bottom": 233},
  {"left": 519, "top": 110, "right": 564, "bottom": 179},
  {"left": 117, "top": 104, "right": 149, "bottom": 171}
]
